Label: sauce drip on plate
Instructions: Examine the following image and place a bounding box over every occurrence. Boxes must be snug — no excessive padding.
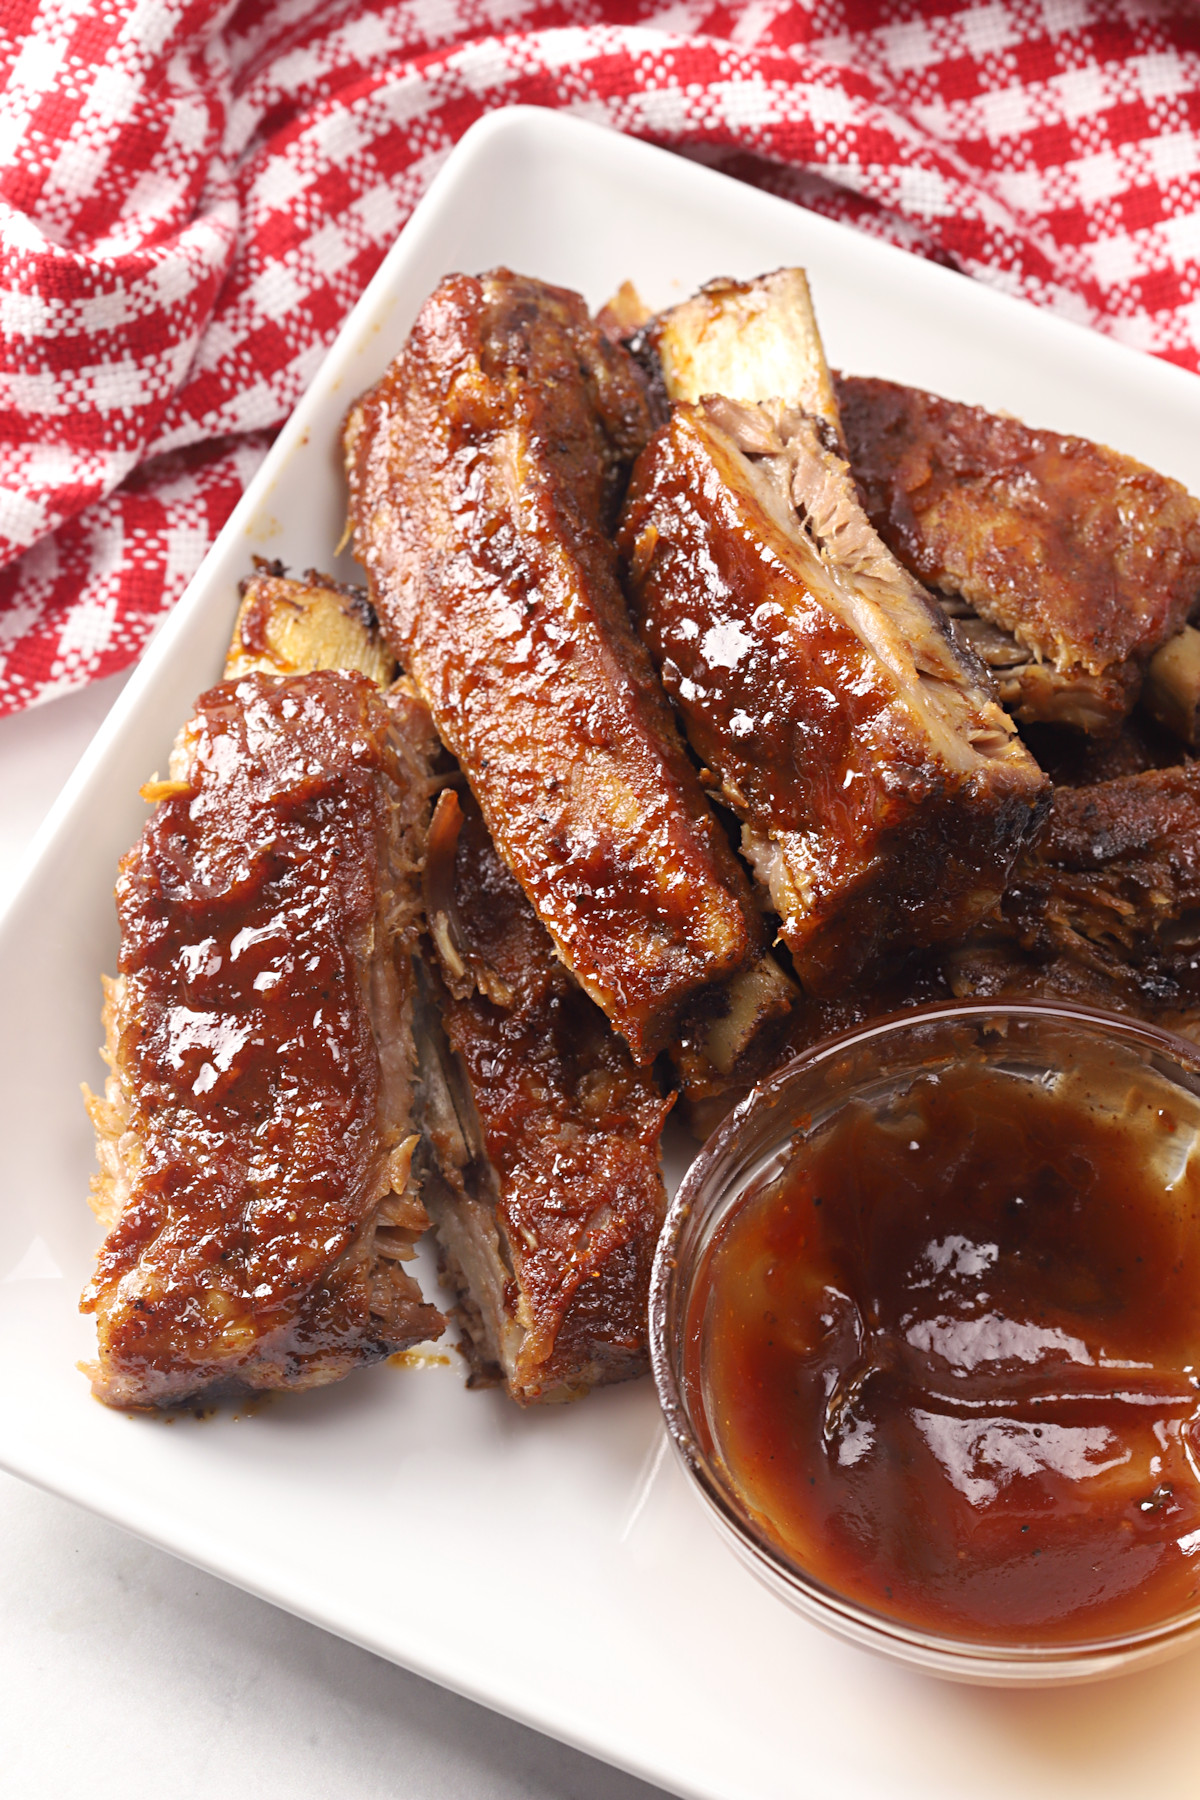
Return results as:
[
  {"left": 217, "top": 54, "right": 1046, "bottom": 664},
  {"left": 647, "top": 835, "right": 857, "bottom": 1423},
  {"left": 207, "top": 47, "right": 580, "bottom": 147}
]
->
[{"left": 688, "top": 1064, "right": 1200, "bottom": 1645}]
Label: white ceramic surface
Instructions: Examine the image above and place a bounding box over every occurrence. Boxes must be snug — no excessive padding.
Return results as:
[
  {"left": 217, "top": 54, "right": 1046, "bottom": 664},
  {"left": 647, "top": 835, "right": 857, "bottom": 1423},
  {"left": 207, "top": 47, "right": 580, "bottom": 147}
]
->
[{"left": 2, "top": 107, "right": 1199, "bottom": 1800}]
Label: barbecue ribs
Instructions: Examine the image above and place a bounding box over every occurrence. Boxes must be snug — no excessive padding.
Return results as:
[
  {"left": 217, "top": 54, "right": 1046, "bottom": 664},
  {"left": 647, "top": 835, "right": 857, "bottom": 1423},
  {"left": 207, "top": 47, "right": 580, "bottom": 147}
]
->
[
  {"left": 946, "top": 762, "right": 1200, "bottom": 1036},
  {"left": 344, "top": 268, "right": 781, "bottom": 1064},
  {"left": 416, "top": 787, "right": 671, "bottom": 1403},
  {"left": 838, "top": 375, "right": 1200, "bottom": 734},
  {"left": 622, "top": 394, "right": 1048, "bottom": 991},
  {"left": 82, "top": 657, "right": 444, "bottom": 1408},
  {"left": 694, "top": 759, "right": 1200, "bottom": 1131}
]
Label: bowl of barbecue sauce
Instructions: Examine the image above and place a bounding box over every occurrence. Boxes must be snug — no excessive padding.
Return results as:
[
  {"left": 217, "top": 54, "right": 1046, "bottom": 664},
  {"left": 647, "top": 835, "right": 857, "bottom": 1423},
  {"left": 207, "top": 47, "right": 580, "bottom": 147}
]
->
[{"left": 650, "top": 1002, "right": 1200, "bottom": 1683}]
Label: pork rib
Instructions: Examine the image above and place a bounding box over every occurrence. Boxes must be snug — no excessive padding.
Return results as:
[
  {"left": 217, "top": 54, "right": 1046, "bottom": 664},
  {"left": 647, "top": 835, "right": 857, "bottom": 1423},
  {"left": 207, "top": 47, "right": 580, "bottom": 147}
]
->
[
  {"left": 838, "top": 375, "right": 1200, "bottom": 733},
  {"left": 82, "top": 668, "right": 444, "bottom": 1407},
  {"left": 416, "top": 787, "right": 671, "bottom": 1403},
  {"left": 943, "top": 762, "right": 1200, "bottom": 1040},
  {"left": 344, "top": 268, "right": 773, "bottom": 1063},
  {"left": 621, "top": 397, "right": 1048, "bottom": 991}
]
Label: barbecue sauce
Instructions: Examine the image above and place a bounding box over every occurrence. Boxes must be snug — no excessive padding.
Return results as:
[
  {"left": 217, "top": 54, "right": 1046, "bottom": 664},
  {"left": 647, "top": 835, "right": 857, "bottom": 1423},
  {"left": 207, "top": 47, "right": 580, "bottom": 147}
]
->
[{"left": 688, "top": 1065, "right": 1200, "bottom": 1645}]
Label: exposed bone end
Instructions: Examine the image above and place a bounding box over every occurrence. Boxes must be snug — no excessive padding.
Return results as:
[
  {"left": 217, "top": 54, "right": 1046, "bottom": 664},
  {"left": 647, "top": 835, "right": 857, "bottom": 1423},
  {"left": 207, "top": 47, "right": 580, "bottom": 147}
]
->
[
  {"left": 651, "top": 269, "right": 843, "bottom": 444},
  {"left": 702, "top": 952, "right": 798, "bottom": 1074},
  {"left": 596, "top": 280, "right": 651, "bottom": 340},
  {"left": 671, "top": 952, "right": 798, "bottom": 1099},
  {"left": 225, "top": 567, "right": 397, "bottom": 688},
  {"left": 1145, "top": 624, "right": 1200, "bottom": 745}
]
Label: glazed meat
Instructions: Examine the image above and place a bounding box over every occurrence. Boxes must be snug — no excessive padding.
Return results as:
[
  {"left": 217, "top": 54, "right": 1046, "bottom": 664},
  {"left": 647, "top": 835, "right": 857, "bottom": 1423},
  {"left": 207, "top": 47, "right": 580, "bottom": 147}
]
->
[
  {"left": 838, "top": 375, "right": 1200, "bottom": 733},
  {"left": 344, "top": 268, "right": 774, "bottom": 1064},
  {"left": 82, "top": 669, "right": 444, "bottom": 1408},
  {"left": 702, "top": 759, "right": 1200, "bottom": 1128},
  {"left": 945, "top": 762, "right": 1200, "bottom": 1037},
  {"left": 416, "top": 786, "right": 671, "bottom": 1403},
  {"left": 1001, "top": 763, "right": 1200, "bottom": 962},
  {"left": 621, "top": 396, "right": 1048, "bottom": 992}
]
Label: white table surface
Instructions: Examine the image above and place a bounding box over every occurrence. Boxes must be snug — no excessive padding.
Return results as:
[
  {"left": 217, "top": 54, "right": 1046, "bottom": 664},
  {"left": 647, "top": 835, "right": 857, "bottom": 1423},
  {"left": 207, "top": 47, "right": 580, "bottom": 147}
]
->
[{"left": 0, "top": 674, "right": 668, "bottom": 1800}]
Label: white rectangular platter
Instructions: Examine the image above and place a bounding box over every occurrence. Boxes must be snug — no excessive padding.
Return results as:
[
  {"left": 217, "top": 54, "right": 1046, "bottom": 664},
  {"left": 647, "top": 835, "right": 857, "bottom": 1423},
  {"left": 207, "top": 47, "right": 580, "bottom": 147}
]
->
[{"left": 2, "top": 108, "right": 1199, "bottom": 1800}]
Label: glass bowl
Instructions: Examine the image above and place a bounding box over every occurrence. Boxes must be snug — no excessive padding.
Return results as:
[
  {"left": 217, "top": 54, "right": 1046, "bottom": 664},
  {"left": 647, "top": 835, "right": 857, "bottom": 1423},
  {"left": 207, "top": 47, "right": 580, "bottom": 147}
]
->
[{"left": 649, "top": 1000, "right": 1200, "bottom": 1685}]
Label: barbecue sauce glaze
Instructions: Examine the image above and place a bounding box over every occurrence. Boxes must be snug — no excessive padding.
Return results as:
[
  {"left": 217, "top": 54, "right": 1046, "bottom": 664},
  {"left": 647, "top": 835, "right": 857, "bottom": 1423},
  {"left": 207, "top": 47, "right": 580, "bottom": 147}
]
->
[
  {"left": 82, "top": 671, "right": 444, "bottom": 1406},
  {"left": 688, "top": 1066, "right": 1200, "bottom": 1644}
]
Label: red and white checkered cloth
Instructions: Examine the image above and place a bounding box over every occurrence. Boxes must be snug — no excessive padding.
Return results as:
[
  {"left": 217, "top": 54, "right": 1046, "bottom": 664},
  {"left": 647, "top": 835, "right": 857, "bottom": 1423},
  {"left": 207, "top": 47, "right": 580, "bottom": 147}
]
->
[{"left": 2, "top": 0, "right": 1199, "bottom": 717}]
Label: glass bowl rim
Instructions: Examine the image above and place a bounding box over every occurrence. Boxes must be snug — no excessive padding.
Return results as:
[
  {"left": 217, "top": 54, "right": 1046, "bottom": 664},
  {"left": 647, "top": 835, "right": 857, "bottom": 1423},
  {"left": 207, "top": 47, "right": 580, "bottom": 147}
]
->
[{"left": 648, "top": 996, "right": 1200, "bottom": 1671}]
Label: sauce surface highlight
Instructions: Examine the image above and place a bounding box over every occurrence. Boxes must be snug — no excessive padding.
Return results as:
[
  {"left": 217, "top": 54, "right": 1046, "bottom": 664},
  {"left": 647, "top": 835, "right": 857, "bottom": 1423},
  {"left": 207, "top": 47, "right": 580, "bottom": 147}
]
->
[{"left": 689, "top": 1063, "right": 1200, "bottom": 1644}]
